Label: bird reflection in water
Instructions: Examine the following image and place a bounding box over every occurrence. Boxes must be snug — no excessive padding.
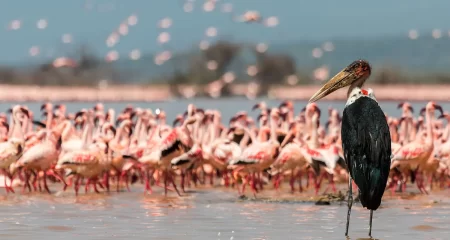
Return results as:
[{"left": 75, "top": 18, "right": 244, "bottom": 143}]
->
[{"left": 140, "top": 196, "right": 193, "bottom": 217}]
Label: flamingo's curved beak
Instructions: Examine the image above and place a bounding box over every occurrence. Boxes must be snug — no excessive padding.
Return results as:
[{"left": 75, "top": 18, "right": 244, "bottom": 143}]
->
[
  {"left": 227, "top": 127, "right": 236, "bottom": 135},
  {"left": 278, "top": 100, "right": 292, "bottom": 109},
  {"left": 252, "top": 103, "right": 261, "bottom": 111},
  {"left": 420, "top": 108, "right": 426, "bottom": 116},
  {"left": 433, "top": 103, "right": 443, "bottom": 116},
  {"left": 173, "top": 115, "right": 183, "bottom": 126},
  {"left": 20, "top": 108, "right": 30, "bottom": 118}
]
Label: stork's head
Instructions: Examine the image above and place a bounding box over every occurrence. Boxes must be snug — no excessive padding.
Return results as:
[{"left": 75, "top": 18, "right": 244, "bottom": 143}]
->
[{"left": 309, "top": 60, "right": 371, "bottom": 103}]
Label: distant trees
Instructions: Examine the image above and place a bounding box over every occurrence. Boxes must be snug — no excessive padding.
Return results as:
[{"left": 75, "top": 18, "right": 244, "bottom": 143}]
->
[
  {"left": 0, "top": 45, "right": 119, "bottom": 86},
  {"left": 0, "top": 40, "right": 448, "bottom": 94},
  {"left": 168, "top": 40, "right": 296, "bottom": 96},
  {"left": 254, "top": 50, "right": 296, "bottom": 96}
]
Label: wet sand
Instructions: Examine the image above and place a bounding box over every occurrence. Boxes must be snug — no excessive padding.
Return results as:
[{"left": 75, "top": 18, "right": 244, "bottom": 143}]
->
[
  {"left": 0, "top": 183, "right": 449, "bottom": 240},
  {"left": 1, "top": 84, "right": 449, "bottom": 102}
]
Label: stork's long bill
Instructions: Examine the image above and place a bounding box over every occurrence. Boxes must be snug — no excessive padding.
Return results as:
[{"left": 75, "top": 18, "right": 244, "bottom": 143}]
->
[{"left": 309, "top": 60, "right": 371, "bottom": 103}]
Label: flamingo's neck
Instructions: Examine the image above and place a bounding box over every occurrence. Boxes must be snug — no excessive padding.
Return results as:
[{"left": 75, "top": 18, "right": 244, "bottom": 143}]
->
[
  {"left": 269, "top": 115, "right": 277, "bottom": 143},
  {"left": 45, "top": 109, "right": 54, "bottom": 141},
  {"left": 112, "top": 123, "right": 126, "bottom": 145},
  {"left": 133, "top": 116, "right": 142, "bottom": 142},
  {"left": 10, "top": 110, "right": 25, "bottom": 142},
  {"left": 81, "top": 120, "right": 92, "bottom": 149},
  {"left": 8, "top": 113, "right": 14, "bottom": 139},
  {"left": 425, "top": 110, "right": 434, "bottom": 144},
  {"left": 308, "top": 113, "right": 320, "bottom": 148},
  {"left": 146, "top": 124, "right": 160, "bottom": 144},
  {"left": 138, "top": 120, "right": 148, "bottom": 145}
]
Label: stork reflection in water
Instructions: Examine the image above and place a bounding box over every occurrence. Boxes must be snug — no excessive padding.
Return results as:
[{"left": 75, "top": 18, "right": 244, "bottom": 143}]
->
[{"left": 309, "top": 60, "right": 391, "bottom": 238}]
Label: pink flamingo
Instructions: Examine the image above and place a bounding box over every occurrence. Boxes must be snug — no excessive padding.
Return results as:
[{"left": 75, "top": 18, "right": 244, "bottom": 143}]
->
[
  {"left": 228, "top": 108, "right": 280, "bottom": 197},
  {"left": 391, "top": 101, "right": 443, "bottom": 194},
  {"left": 0, "top": 105, "right": 29, "bottom": 193}
]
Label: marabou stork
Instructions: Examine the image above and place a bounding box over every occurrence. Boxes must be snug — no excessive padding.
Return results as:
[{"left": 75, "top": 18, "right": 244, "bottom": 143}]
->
[{"left": 309, "top": 60, "right": 391, "bottom": 238}]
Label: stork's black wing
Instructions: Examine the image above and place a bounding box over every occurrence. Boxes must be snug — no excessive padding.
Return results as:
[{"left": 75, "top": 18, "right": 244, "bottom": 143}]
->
[{"left": 341, "top": 97, "right": 391, "bottom": 210}]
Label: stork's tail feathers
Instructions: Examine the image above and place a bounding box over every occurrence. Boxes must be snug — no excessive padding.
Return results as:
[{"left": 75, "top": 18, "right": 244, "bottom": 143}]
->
[{"left": 359, "top": 168, "right": 386, "bottom": 211}]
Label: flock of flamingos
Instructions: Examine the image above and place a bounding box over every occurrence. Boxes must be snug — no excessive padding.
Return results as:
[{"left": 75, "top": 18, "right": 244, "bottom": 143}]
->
[{"left": 0, "top": 100, "right": 449, "bottom": 197}]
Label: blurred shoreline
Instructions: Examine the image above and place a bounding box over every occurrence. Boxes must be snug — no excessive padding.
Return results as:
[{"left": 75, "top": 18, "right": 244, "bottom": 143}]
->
[{"left": 0, "top": 84, "right": 448, "bottom": 102}]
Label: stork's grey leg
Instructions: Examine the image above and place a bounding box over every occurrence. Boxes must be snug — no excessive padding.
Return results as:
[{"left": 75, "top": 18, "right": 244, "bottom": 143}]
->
[
  {"left": 345, "top": 176, "right": 353, "bottom": 237},
  {"left": 368, "top": 209, "right": 373, "bottom": 238}
]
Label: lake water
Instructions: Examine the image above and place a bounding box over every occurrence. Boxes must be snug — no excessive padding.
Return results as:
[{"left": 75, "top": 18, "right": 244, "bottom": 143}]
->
[
  {"left": 0, "top": 98, "right": 449, "bottom": 240},
  {"left": 0, "top": 185, "right": 449, "bottom": 240}
]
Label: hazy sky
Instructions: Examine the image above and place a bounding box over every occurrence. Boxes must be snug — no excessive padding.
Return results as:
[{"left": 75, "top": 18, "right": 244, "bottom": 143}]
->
[{"left": 1, "top": 0, "right": 450, "bottom": 63}]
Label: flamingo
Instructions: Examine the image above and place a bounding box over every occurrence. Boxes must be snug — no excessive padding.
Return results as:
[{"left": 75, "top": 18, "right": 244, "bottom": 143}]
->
[
  {"left": 0, "top": 105, "right": 29, "bottom": 193},
  {"left": 270, "top": 122, "right": 308, "bottom": 193},
  {"left": 391, "top": 101, "right": 443, "bottom": 194},
  {"left": 147, "top": 105, "right": 197, "bottom": 196},
  {"left": 55, "top": 110, "right": 110, "bottom": 195},
  {"left": 228, "top": 108, "right": 280, "bottom": 197},
  {"left": 10, "top": 103, "right": 67, "bottom": 193}
]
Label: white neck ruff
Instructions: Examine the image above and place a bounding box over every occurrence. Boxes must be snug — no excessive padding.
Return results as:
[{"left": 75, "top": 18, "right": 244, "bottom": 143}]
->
[{"left": 345, "top": 87, "right": 377, "bottom": 106}]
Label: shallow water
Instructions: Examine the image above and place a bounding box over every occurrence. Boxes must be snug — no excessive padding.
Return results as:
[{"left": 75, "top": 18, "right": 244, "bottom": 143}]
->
[{"left": 0, "top": 184, "right": 449, "bottom": 240}]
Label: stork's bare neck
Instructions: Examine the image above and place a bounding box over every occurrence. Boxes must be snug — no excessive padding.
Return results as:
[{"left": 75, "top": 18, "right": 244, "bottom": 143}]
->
[{"left": 347, "top": 76, "right": 367, "bottom": 98}]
